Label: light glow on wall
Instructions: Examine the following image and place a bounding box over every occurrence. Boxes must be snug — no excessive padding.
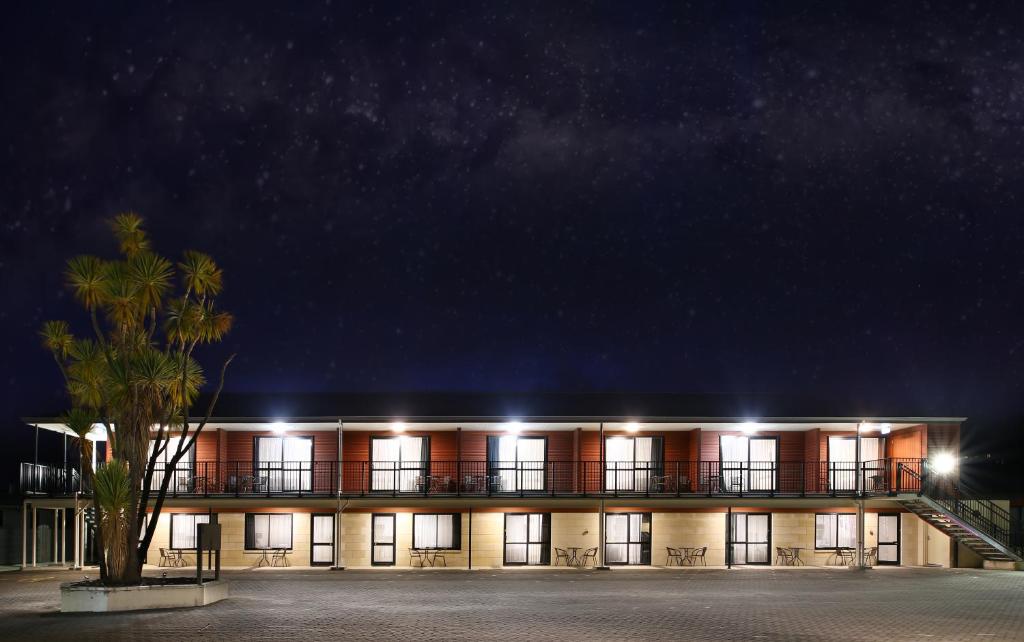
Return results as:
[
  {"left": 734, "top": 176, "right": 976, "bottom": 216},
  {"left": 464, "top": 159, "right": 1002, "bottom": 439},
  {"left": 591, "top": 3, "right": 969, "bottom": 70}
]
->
[
  {"left": 932, "top": 452, "right": 956, "bottom": 475},
  {"left": 270, "top": 421, "right": 287, "bottom": 435},
  {"left": 391, "top": 421, "right": 406, "bottom": 433},
  {"left": 624, "top": 422, "right": 639, "bottom": 433},
  {"left": 740, "top": 422, "right": 758, "bottom": 435},
  {"left": 505, "top": 421, "right": 523, "bottom": 435}
]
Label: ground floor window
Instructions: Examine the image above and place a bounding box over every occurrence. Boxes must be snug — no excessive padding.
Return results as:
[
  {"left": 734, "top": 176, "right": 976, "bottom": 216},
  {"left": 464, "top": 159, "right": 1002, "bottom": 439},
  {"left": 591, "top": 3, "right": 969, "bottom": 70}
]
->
[
  {"left": 245, "top": 513, "right": 293, "bottom": 550},
  {"left": 729, "top": 513, "right": 770, "bottom": 565},
  {"left": 504, "top": 513, "right": 551, "bottom": 565},
  {"left": 372, "top": 513, "right": 396, "bottom": 565},
  {"left": 815, "top": 513, "right": 856, "bottom": 549},
  {"left": 413, "top": 513, "right": 461, "bottom": 549},
  {"left": 311, "top": 514, "right": 334, "bottom": 566},
  {"left": 170, "top": 513, "right": 210, "bottom": 549},
  {"left": 605, "top": 512, "right": 651, "bottom": 565}
]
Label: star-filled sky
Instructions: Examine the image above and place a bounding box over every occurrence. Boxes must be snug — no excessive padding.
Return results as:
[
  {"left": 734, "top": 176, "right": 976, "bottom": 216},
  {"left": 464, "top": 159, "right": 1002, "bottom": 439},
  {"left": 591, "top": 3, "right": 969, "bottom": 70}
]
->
[{"left": 2, "top": 2, "right": 1023, "bottom": 466}]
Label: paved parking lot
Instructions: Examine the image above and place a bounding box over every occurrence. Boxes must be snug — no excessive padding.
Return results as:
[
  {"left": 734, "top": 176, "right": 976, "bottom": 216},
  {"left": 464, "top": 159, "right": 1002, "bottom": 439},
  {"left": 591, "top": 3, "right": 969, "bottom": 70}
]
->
[{"left": 0, "top": 567, "right": 1022, "bottom": 641}]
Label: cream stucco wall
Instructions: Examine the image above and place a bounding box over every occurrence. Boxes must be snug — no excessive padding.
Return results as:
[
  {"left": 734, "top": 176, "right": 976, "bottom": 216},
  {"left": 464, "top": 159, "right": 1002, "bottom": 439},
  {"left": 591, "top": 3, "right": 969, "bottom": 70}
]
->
[
  {"left": 901, "top": 512, "right": 952, "bottom": 567},
  {"left": 651, "top": 512, "right": 726, "bottom": 566},
  {"left": 146, "top": 511, "right": 312, "bottom": 568}
]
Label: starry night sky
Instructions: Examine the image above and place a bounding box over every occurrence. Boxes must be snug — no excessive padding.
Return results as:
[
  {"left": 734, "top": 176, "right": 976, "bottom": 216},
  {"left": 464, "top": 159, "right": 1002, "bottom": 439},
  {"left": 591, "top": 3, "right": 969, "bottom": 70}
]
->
[{"left": 2, "top": 2, "right": 1023, "bottom": 470}]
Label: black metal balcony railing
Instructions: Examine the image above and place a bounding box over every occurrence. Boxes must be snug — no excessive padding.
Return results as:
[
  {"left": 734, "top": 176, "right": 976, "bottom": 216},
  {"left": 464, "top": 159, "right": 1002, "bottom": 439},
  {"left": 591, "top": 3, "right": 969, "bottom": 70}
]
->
[{"left": 20, "top": 458, "right": 929, "bottom": 499}]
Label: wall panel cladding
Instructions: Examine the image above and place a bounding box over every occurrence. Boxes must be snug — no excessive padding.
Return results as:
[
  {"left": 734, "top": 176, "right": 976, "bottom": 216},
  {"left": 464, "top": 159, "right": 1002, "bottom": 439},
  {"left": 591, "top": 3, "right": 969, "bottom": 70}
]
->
[
  {"left": 926, "top": 423, "right": 960, "bottom": 457},
  {"left": 221, "top": 430, "right": 337, "bottom": 463},
  {"left": 887, "top": 425, "right": 926, "bottom": 460},
  {"left": 194, "top": 431, "right": 219, "bottom": 462}
]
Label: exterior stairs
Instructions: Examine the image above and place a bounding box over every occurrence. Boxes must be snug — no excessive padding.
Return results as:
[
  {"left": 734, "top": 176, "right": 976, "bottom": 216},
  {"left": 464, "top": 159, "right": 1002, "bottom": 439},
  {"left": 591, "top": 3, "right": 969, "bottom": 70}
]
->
[{"left": 898, "top": 497, "right": 1021, "bottom": 563}]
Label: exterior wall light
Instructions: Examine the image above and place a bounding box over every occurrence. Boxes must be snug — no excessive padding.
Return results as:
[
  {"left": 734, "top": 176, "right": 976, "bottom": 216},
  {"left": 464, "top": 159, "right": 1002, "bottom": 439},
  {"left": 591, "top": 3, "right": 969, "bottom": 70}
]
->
[
  {"left": 932, "top": 452, "right": 956, "bottom": 476},
  {"left": 506, "top": 421, "right": 523, "bottom": 435},
  {"left": 270, "top": 421, "right": 287, "bottom": 435},
  {"left": 740, "top": 422, "right": 758, "bottom": 435},
  {"left": 624, "top": 422, "right": 640, "bottom": 433},
  {"left": 391, "top": 421, "right": 406, "bottom": 433},
  {"left": 880, "top": 423, "right": 891, "bottom": 435}
]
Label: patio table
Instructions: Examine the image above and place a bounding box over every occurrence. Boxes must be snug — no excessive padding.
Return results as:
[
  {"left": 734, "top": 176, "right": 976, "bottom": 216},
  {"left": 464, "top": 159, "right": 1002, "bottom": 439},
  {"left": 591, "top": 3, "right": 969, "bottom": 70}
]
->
[{"left": 787, "top": 547, "right": 806, "bottom": 566}]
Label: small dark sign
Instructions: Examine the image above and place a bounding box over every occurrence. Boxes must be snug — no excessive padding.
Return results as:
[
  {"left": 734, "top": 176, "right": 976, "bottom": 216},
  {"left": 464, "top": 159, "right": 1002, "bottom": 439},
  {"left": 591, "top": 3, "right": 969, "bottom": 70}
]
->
[{"left": 197, "top": 523, "right": 222, "bottom": 550}]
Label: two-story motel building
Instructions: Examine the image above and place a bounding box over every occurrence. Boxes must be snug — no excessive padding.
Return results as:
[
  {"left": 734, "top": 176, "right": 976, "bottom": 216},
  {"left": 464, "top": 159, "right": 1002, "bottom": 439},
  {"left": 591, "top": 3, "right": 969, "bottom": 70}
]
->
[{"left": 17, "top": 393, "right": 1023, "bottom": 571}]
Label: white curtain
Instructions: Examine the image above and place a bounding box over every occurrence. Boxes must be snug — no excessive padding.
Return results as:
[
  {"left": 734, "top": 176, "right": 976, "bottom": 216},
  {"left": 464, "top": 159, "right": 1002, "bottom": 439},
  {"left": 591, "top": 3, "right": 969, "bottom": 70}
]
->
[
  {"left": 171, "top": 514, "right": 210, "bottom": 549},
  {"left": 829, "top": 437, "right": 857, "bottom": 490},
  {"left": 749, "top": 439, "right": 776, "bottom": 491},
  {"left": 837, "top": 514, "right": 857, "bottom": 548},
  {"left": 414, "top": 514, "right": 436, "bottom": 548},
  {"left": 399, "top": 436, "right": 424, "bottom": 492},
  {"left": 627, "top": 513, "right": 643, "bottom": 564},
  {"left": 816, "top": 514, "right": 837, "bottom": 548},
  {"left": 252, "top": 515, "right": 269, "bottom": 549},
  {"left": 148, "top": 436, "right": 193, "bottom": 493},
  {"left": 860, "top": 437, "right": 882, "bottom": 489},
  {"left": 721, "top": 436, "right": 748, "bottom": 491},
  {"left": 518, "top": 438, "right": 545, "bottom": 490},
  {"left": 747, "top": 515, "right": 769, "bottom": 563},
  {"left": 605, "top": 438, "right": 635, "bottom": 491},
  {"left": 730, "top": 513, "right": 747, "bottom": 564},
  {"left": 528, "top": 514, "right": 544, "bottom": 564},
  {"left": 505, "top": 514, "right": 528, "bottom": 563},
  {"left": 372, "top": 515, "right": 395, "bottom": 563},
  {"left": 497, "top": 435, "right": 518, "bottom": 491},
  {"left": 283, "top": 437, "right": 313, "bottom": 491},
  {"left": 268, "top": 514, "right": 291, "bottom": 548},
  {"left": 312, "top": 515, "right": 333, "bottom": 563},
  {"left": 258, "top": 437, "right": 284, "bottom": 491},
  {"left": 605, "top": 514, "right": 628, "bottom": 563},
  {"left": 371, "top": 438, "right": 401, "bottom": 490},
  {"left": 634, "top": 437, "right": 653, "bottom": 491},
  {"left": 436, "top": 514, "right": 454, "bottom": 548}
]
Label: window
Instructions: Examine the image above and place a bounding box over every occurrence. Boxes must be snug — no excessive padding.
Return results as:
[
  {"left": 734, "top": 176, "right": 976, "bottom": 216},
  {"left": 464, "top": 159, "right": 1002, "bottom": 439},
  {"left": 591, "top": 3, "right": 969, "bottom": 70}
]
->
[
  {"left": 729, "top": 513, "right": 771, "bottom": 565},
  {"left": 413, "top": 513, "right": 461, "bottom": 550},
  {"left": 720, "top": 435, "right": 777, "bottom": 492},
  {"left": 245, "top": 513, "right": 293, "bottom": 550},
  {"left": 148, "top": 436, "right": 195, "bottom": 493},
  {"left": 169, "top": 513, "right": 210, "bottom": 549},
  {"left": 815, "top": 513, "right": 857, "bottom": 549},
  {"left": 604, "top": 513, "right": 651, "bottom": 565},
  {"left": 372, "top": 514, "right": 396, "bottom": 565},
  {"left": 488, "top": 436, "right": 546, "bottom": 492},
  {"left": 371, "top": 436, "right": 429, "bottom": 492},
  {"left": 255, "top": 436, "right": 313, "bottom": 492},
  {"left": 605, "top": 437, "right": 663, "bottom": 491},
  {"left": 504, "top": 513, "right": 551, "bottom": 565}
]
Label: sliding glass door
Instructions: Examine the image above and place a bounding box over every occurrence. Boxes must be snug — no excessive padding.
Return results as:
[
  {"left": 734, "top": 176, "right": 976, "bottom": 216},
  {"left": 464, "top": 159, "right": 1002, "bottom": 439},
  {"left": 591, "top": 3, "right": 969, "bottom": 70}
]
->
[
  {"left": 729, "top": 513, "right": 770, "bottom": 565},
  {"left": 828, "top": 436, "right": 884, "bottom": 491},
  {"left": 720, "top": 436, "right": 777, "bottom": 492},
  {"left": 370, "top": 436, "right": 429, "bottom": 492},
  {"left": 605, "top": 513, "right": 651, "bottom": 565},
  {"left": 255, "top": 436, "right": 313, "bottom": 492},
  {"left": 605, "top": 437, "right": 663, "bottom": 492},
  {"left": 504, "top": 513, "right": 551, "bottom": 565},
  {"left": 488, "top": 436, "right": 546, "bottom": 492}
]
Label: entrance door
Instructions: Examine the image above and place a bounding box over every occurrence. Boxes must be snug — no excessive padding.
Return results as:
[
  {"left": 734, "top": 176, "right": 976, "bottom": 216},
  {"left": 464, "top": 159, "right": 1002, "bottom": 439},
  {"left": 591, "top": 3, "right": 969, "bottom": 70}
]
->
[
  {"left": 877, "top": 513, "right": 900, "bottom": 565},
  {"left": 311, "top": 513, "right": 334, "bottom": 566},
  {"left": 605, "top": 513, "right": 652, "bottom": 565},
  {"left": 729, "top": 513, "right": 771, "bottom": 565},
  {"left": 371, "top": 513, "right": 396, "bottom": 566}
]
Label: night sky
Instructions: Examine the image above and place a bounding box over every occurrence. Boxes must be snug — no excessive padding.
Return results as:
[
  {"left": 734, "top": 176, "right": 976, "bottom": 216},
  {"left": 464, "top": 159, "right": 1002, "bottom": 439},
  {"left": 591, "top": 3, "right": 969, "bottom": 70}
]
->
[{"left": 2, "top": 2, "right": 1023, "bottom": 472}]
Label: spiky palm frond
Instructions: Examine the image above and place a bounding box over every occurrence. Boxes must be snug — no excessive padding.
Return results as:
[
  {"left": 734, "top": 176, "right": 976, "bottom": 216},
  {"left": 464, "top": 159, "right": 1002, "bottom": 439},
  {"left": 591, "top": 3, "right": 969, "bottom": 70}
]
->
[
  {"left": 61, "top": 408, "right": 96, "bottom": 467},
  {"left": 40, "top": 320, "right": 74, "bottom": 358},
  {"left": 200, "top": 307, "right": 233, "bottom": 343},
  {"left": 66, "top": 339, "right": 111, "bottom": 411},
  {"left": 128, "top": 252, "right": 173, "bottom": 311},
  {"left": 99, "top": 262, "right": 141, "bottom": 328},
  {"left": 110, "top": 213, "right": 150, "bottom": 258},
  {"left": 65, "top": 255, "right": 108, "bottom": 309},
  {"left": 169, "top": 354, "right": 205, "bottom": 407},
  {"left": 179, "top": 250, "right": 223, "bottom": 296}
]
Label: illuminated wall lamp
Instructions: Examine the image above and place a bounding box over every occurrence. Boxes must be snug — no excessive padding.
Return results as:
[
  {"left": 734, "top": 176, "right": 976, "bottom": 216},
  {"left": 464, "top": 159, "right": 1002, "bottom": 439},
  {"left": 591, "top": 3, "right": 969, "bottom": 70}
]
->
[
  {"left": 391, "top": 421, "right": 406, "bottom": 434},
  {"left": 270, "top": 421, "right": 287, "bottom": 435}
]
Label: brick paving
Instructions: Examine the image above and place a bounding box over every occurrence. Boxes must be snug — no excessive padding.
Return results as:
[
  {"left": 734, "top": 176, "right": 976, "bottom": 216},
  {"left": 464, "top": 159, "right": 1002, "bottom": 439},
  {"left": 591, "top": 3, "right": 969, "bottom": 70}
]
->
[{"left": 0, "top": 567, "right": 1022, "bottom": 641}]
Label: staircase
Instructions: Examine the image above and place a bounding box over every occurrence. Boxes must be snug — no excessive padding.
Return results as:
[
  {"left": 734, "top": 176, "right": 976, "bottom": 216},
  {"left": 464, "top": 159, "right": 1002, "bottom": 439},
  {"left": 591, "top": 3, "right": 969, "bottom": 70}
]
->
[{"left": 896, "top": 464, "right": 1023, "bottom": 564}]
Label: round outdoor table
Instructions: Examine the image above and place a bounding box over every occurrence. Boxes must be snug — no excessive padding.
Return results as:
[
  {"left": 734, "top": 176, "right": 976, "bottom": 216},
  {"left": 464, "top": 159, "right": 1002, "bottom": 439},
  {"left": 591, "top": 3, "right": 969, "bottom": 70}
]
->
[
  {"left": 787, "top": 547, "right": 806, "bottom": 566},
  {"left": 565, "top": 546, "right": 582, "bottom": 566}
]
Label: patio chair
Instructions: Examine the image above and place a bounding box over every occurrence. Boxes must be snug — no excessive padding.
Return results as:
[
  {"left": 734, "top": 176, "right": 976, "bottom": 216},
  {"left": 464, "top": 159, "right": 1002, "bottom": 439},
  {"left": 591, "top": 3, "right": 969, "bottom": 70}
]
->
[
  {"left": 158, "top": 547, "right": 172, "bottom": 567},
  {"left": 578, "top": 547, "right": 598, "bottom": 568},
  {"left": 409, "top": 548, "right": 427, "bottom": 567},
  {"left": 554, "top": 547, "right": 572, "bottom": 566},
  {"left": 666, "top": 547, "right": 684, "bottom": 566},
  {"left": 775, "top": 546, "right": 794, "bottom": 566},
  {"left": 270, "top": 548, "right": 289, "bottom": 567},
  {"left": 689, "top": 547, "right": 707, "bottom": 566},
  {"left": 432, "top": 550, "right": 447, "bottom": 567},
  {"left": 864, "top": 546, "right": 878, "bottom": 566}
]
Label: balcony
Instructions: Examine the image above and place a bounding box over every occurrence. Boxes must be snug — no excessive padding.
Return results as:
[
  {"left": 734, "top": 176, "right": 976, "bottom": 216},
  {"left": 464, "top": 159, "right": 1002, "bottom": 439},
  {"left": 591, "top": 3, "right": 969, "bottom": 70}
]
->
[{"left": 19, "top": 458, "right": 927, "bottom": 499}]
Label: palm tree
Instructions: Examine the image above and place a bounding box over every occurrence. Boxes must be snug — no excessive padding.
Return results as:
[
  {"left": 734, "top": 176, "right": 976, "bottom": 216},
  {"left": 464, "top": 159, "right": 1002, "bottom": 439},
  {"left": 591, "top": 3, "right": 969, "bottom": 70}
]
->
[{"left": 41, "top": 214, "right": 234, "bottom": 585}]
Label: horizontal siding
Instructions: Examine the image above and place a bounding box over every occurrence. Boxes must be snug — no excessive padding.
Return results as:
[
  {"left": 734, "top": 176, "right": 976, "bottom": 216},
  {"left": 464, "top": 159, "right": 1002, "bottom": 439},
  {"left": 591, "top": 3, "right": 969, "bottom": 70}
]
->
[
  {"left": 926, "top": 423, "right": 960, "bottom": 457},
  {"left": 223, "top": 430, "right": 337, "bottom": 463},
  {"left": 195, "top": 431, "right": 218, "bottom": 461}
]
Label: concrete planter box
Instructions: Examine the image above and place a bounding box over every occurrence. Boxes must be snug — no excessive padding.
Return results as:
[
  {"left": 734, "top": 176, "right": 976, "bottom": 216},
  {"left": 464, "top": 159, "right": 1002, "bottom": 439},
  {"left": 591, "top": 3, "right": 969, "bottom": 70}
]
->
[{"left": 61, "top": 580, "right": 228, "bottom": 612}]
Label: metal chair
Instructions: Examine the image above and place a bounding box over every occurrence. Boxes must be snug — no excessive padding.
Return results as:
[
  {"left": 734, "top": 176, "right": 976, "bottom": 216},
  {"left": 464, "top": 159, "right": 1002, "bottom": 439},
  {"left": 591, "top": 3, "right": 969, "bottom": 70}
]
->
[
  {"left": 409, "top": 548, "right": 427, "bottom": 567},
  {"left": 554, "top": 547, "right": 572, "bottom": 566},
  {"left": 271, "top": 548, "right": 289, "bottom": 567},
  {"left": 775, "top": 546, "right": 794, "bottom": 566},
  {"left": 158, "top": 547, "right": 172, "bottom": 567},
  {"left": 578, "top": 547, "right": 598, "bottom": 568},
  {"left": 689, "top": 546, "right": 707, "bottom": 566},
  {"left": 666, "top": 547, "right": 684, "bottom": 566}
]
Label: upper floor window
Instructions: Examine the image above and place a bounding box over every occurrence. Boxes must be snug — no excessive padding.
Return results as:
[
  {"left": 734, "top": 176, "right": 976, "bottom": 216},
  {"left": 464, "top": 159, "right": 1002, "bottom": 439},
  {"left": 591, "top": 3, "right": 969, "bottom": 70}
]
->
[
  {"left": 370, "top": 436, "right": 429, "bottom": 492},
  {"left": 605, "top": 436, "right": 663, "bottom": 492},
  {"left": 488, "top": 436, "right": 545, "bottom": 492},
  {"left": 720, "top": 435, "right": 777, "bottom": 492},
  {"left": 148, "top": 436, "right": 195, "bottom": 493},
  {"left": 255, "top": 436, "right": 313, "bottom": 492}
]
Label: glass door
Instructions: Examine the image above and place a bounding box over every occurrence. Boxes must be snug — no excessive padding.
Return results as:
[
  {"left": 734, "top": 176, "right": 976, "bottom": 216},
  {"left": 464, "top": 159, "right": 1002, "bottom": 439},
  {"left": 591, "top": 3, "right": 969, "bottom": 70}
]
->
[
  {"left": 604, "top": 513, "right": 652, "bottom": 565},
  {"left": 877, "top": 513, "right": 900, "bottom": 565},
  {"left": 504, "top": 513, "right": 551, "bottom": 565},
  {"left": 729, "top": 513, "right": 771, "bottom": 565},
  {"left": 310, "top": 514, "right": 334, "bottom": 566},
  {"left": 720, "top": 436, "right": 777, "bottom": 492},
  {"left": 372, "top": 513, "right": 396, "bottom": 565}
]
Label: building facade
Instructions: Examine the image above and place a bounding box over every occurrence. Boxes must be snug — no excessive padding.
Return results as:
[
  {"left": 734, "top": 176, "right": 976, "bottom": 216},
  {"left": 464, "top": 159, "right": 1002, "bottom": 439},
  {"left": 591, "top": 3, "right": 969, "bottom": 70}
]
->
[{"left": 16, "top": 394, "right": 1022, "bottom": 571}]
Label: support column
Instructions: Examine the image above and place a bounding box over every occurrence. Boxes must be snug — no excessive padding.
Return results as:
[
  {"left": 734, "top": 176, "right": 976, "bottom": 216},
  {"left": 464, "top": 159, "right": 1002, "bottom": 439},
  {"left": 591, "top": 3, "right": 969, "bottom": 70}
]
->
[
  {"left": 21, "top": 501, "right": 27, "bottom": 568},
  {"left": 856, "top": 499, "right": 866, "bottom": 568},
  {"left": 32, "top": 505, "right": 37, "bottom": 567},
  {"left": 596, "top": 499, "right": 609, "bottom": 570},
  {"left": 331, "top": 419, "right": 346, "bottom": 571},
  {"left": 59, "top": 509, "right": 65, "bottom": 565},
  {"left": 52, "top": 509, "right": 58, "bottom": 564}
]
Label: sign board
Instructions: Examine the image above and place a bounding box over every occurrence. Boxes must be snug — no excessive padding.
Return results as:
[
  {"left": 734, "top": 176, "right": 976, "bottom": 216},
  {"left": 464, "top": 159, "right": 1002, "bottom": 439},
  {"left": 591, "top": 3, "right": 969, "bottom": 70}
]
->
[{"left": 197, "top": 523, "right": 222, "bottom": 550}]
